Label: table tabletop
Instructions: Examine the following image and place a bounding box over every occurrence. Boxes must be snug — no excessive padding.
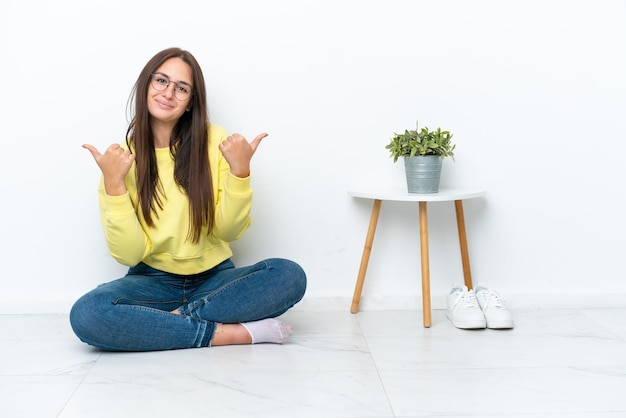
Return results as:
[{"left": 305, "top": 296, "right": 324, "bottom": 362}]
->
[{"left": 348, "top": 187, "right": 486, "bottom": 202}]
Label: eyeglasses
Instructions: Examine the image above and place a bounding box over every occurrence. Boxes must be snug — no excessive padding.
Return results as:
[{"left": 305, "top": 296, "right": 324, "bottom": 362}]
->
[{"left": 150, "top": 73, "right": 193, "bottom": 101}]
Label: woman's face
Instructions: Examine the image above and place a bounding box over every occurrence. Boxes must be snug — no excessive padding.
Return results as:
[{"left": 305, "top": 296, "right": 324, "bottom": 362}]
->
[{"left": 147, "top": 57, "right": 193, "bottom": 126}]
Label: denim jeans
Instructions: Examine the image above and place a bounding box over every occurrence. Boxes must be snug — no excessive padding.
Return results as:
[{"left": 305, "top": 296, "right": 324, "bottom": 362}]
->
[{"left": 69, "top": 258, "right": 306, "bottom": 351}]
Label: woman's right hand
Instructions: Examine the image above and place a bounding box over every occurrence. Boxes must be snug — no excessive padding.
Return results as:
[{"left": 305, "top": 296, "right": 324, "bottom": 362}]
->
[{"left": 83, "top": 143, "right": 135, "bottom": 196}]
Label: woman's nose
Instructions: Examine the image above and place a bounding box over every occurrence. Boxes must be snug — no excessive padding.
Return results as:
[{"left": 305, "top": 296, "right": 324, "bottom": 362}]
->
[{"left": 162, "top": 83, "right": 176, "bottom": 98}]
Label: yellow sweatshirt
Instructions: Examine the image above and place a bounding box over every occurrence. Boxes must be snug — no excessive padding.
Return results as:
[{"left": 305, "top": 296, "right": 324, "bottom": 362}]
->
[{"left": 97, "top": 124, "right": 252, "bottom": 275}]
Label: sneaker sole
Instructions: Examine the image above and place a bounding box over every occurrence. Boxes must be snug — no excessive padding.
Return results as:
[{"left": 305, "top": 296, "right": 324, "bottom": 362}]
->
[
  {"left": 447, "top": 313, "right": 486, "bottom": 329},
  {"left": 486, "top": 320, "right": 514, "bottom": 329}
]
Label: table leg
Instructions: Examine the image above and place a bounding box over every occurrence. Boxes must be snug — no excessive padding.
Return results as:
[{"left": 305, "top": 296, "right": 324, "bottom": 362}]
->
[
  {"left": 350, "top": 199, "right": 382, "bottom": 313},
  {"left": 454, "top": 200, "right": 474, "bottom": 290},
  {"left": 419, "top": 201, "right": 432, "bottom": 328}
]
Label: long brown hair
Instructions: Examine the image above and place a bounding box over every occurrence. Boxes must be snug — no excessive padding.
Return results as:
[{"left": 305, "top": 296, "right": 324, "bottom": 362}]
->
[{"left": 125, "top": 47, "right": 213, "bottom": 243}]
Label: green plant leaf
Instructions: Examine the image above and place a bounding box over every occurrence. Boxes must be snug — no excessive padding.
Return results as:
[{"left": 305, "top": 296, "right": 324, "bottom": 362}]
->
[{"left": 385, "top": 120, "right": 456, "bottom": 162}]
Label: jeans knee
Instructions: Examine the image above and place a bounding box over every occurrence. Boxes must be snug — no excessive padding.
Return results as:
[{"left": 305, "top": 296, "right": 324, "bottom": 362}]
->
[
  {"left": 69, "top": 294, "right": 91, "bottom": 342},
  {"left": 69, "top": 292, "right": 109, "bottom": 346},
  {"left": 293, "top": 263, "right": 307, "bottom": 299},
  {"left": 272, "top": 258, "right": 307, "bottom": 301}
]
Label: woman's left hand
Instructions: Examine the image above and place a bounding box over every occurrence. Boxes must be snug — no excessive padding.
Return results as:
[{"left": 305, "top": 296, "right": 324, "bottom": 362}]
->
[{"left": 219, "top": 132, "right": 268, "bottom": 177}]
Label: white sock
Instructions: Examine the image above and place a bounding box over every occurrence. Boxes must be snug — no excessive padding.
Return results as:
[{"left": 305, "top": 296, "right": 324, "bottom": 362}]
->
[{"left": 240, "top": 318, "right": 293, "bottom": 344}]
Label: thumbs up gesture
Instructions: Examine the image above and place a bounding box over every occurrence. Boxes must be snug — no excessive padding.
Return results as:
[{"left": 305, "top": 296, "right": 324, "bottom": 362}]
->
[
  {"left": 83, "top": 143, "right": 135, "bottom": 196},
  {"left": 218, "top": 133, "right": 268, "bottom": 178}
]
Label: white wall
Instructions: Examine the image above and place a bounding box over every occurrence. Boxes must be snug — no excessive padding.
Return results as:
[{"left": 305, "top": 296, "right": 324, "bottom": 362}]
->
[{"left": 2, "top": 0, "right": 625, "bottom": 313}]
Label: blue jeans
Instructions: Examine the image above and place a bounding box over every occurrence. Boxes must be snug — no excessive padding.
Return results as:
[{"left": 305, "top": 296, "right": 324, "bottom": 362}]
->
[{"left": 69, "top": 258, "right": 306, "bottom": 351}]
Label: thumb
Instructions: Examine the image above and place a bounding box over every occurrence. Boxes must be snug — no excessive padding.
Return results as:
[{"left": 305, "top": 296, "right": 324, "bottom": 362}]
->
[
  {"left": 82, "top": 144, "right": 102, "bottom": 160},
  {"left": 249, "top": 133, "right": 268, "bottom": 153}
]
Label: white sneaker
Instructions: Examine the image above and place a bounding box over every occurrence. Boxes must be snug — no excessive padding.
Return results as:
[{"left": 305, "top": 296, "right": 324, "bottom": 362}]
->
[
  {"left": 446, "top": 285, "right": 486, "bottom": 329},
  {"left": 474, "top": 285, "right": 514, "bottom": 329}
]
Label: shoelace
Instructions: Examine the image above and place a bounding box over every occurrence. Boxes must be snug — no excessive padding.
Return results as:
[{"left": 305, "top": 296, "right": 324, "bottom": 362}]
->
[
  {"left": 460, "top": 289, "right": 479, "bottom": 308},
  {"left": 481, "top": 289, "right": 505, "bottom": 309}
]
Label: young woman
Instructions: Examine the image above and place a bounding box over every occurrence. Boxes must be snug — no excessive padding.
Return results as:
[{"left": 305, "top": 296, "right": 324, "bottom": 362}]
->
[{"left": 70, "top": 47, "right": 306, "bottom": 351}]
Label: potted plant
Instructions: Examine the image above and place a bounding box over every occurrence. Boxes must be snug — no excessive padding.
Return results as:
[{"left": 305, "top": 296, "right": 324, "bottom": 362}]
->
[{"left": 385, "top": 122, "right": 455, "bottom": 193}]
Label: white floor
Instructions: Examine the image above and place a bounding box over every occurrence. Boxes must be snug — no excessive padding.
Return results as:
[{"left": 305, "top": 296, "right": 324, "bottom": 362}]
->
[{"left": 2, "top": 308, "right": 626, "bottom": 418}]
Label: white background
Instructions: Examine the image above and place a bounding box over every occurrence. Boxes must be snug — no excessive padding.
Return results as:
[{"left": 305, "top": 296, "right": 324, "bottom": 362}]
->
[{"left": 2, "top": 0, "right": 625, "bottom": 313}]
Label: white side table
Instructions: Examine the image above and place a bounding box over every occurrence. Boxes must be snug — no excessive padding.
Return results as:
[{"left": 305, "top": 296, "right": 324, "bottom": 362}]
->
[{"left": 348, "top": 187, "right": 486, "bottom": 327}]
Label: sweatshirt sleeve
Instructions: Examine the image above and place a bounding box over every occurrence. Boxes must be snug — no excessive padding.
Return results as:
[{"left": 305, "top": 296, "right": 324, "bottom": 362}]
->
[
  {"left": 210, "top": 125, "right": 253, "bottom": 242},
  {"left": 97, "top": 179, "right": 151, "bottom": 267}
]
